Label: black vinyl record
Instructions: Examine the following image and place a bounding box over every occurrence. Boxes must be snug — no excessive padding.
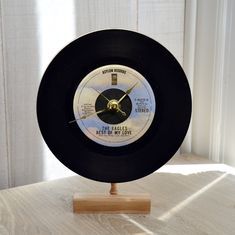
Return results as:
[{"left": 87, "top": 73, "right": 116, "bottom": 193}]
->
[{"left": 37, "top": 29, "right": 191, "bottom": 183}]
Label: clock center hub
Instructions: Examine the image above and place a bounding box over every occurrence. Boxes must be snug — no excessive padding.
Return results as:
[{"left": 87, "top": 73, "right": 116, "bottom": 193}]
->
[
  {"left": 73, "top": 64, "right": 156, "bottom": 146},
  {"left": 107, "top": 99, "right": 120, "bottom": 111}
]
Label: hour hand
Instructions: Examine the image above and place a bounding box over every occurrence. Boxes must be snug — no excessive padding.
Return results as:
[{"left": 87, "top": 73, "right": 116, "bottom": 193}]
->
[{"left": 117, "top": 107, "right": 126, "bottom": 116}]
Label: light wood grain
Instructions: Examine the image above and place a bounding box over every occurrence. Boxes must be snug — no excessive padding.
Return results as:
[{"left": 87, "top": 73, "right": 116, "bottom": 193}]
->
[
  {"left": 110, "top": 183, "right": 118, "bottom": 195},
  {"left": 0, "top": 155, "right": 235, "bottom": 235},
  {"left": 73, "top": 193, "right": 151, "bottom": 214}
]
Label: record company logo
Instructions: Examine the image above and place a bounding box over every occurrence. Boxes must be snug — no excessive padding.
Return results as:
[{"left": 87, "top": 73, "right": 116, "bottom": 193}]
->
[
  {"left": 111, "top": 73, "right": 117, "bottom": 85},
  {"left": 102, "top": 68, "right": 126, "bottom": 74},
  {"left": 102, "top": 68, "right": 127, "bottom": 86}
]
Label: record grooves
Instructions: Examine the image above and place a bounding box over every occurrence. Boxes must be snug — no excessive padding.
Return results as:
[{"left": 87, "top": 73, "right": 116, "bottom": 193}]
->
[{"left": 37, "top": 29, "right": 191, "bottom": 183}]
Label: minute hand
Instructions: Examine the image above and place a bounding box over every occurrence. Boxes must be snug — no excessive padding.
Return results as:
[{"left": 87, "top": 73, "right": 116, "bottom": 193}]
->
[
  {"left": 117, "top": 82, "right": 138, "bottom": 104},
  {"left": 69, "top": 108, "right": 106, "bottom": 123}
]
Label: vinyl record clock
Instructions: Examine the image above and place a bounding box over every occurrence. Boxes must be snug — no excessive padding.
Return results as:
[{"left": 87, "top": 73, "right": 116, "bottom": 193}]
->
[{"left": 37, "top": 29, "right": 191, "bottom": 185}]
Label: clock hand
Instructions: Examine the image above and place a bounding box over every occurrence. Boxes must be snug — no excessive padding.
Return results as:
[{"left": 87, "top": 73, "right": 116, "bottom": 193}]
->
[
  {"left": 91, "top": 87, "right": 110, "bottom": 102},
  {"left": 92, "top": 88, "right": 127, "bottom": 116},
  {"left": 117, "top": 107, "right": 126, "bottom": 116},
  {"left": 117, "top": 82, "right": 138, "bottom": 104},
  {"left": 69, "top": 108, "right": 107, "bottom": 123}
]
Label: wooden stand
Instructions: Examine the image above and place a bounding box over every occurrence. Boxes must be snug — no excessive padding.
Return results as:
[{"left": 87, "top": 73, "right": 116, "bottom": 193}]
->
[{"left": 73, "top": 183, "right": 151, "bottom": 214}]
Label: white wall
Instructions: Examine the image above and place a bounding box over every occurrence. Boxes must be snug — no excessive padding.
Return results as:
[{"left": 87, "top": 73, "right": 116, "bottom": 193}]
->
[{"left": 0, "top": 0, "right": 185, "bottom": 189}]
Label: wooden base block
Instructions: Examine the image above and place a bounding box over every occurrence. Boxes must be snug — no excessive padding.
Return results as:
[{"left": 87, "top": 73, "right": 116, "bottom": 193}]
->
[{"left": 73, "top": 193, "right": 151, "bottom": 214}]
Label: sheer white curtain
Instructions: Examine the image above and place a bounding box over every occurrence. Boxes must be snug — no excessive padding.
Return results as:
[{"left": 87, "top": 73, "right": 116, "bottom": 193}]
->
[
  {"left": 183, "top": 0, "right": 235, "bottom": 167},
  {"left": 0, "top": 0, "right": 185, "bottom": 189}
]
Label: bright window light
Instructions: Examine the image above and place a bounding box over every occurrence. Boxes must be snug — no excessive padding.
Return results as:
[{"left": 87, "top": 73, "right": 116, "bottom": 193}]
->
[
  {"left": 157, "top": 163, "right": 235, "bottom": 175},
  {"left": 158, "top": 173, "right": 228, "bottom": 221},
  {"left": 37, "top": 0, "right": 76, "bottom": 180},
  {"left": 121, "top": 214, "right": 154, "bottom": 235}
]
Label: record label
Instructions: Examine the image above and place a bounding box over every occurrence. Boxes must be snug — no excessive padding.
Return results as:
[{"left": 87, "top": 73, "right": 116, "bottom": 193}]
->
[{"left": 72, "top": 64, "right": 156, "bottom": 147}]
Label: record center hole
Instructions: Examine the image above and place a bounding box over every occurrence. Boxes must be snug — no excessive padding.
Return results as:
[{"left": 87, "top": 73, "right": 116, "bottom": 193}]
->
[{"left": 107, "top": 99, "right": 120, "bottom": 111}]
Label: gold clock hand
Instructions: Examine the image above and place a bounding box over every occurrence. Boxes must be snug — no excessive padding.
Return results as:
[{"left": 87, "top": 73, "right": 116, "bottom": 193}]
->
[
  {"left": 69, "top": 108, "right": 107, "bottom": 123},
  {"left": 117, "top": 107, "right": 126, "bottom": 116},
  {"left": 91, "top": 87, "right": 110, "bottom": 102},
  {"left": 92, "top": 88, "right": 127, "bottom": 116},
  {"left": 117, "top": 82, "right": 138, "bottom": 104}
]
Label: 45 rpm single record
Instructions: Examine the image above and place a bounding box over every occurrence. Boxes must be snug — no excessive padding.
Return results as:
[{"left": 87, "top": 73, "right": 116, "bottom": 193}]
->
[{"left": 37, "top": 29, "right": 192, "bottom": 183}]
